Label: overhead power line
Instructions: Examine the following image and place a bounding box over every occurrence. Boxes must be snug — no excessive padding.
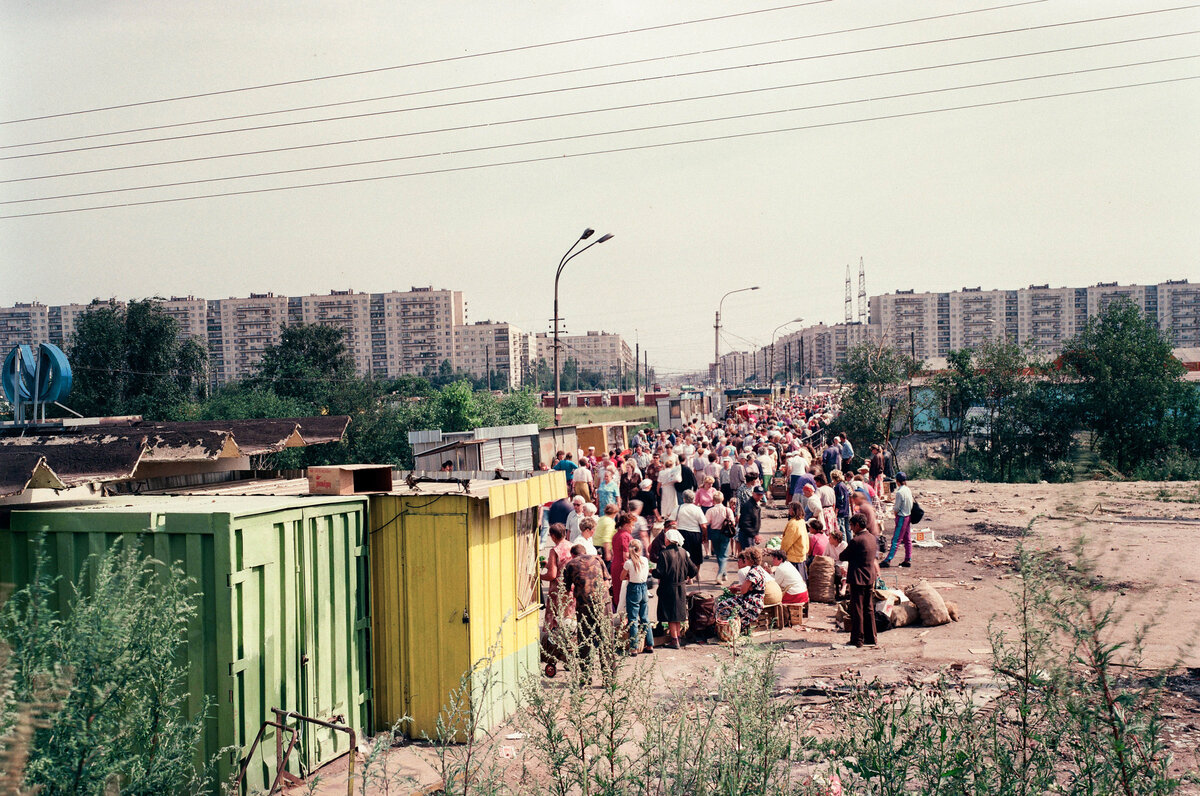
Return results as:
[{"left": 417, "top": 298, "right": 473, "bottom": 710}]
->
[
  {"left": 2, "top": 73, "right": 1195, "bottom": 220},
  {"left": 0, "top": 0, "right": 1048, "bottom": 148},
  {"left": 6, "top": 4, "right": 1193, "bottom": 160},
  {"left": 7, "top": 29, "right": 1192, "bottom": 185},
  {"left": 6, "top": 55, "right": 1195, "bottom": 206},
  {"left": 0, "top": 0, "right": 834, "bottom": 125}
]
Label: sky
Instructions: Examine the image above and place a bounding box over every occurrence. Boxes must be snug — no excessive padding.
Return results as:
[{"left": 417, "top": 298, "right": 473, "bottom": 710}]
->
[{"left": 1, "top": 0, "right": 1197, "bottom": 375}]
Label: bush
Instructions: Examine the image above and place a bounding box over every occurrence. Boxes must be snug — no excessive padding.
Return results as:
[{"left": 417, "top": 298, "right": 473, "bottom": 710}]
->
[
  {"left": 0, "top": 539, "right": 212, "bottom": 795},
  {"left": 1129, "top": 449, "right": 1200, "bottom": 482}
]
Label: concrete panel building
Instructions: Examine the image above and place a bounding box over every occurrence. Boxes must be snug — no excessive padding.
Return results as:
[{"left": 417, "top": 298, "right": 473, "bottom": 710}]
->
[
  {"left": 1157, "top": 279, "right": 1200, "bottom": 346},
  {"left": 453, "top": 321, "right": 526, "bottom": 387},
  {"left": 0, "top": 303, "right": 49, "bottom": 352},
  {"left": 534, "top": 331, "right": 634, "bottom": 383},
  {"left": 206, "top": 293, "right": 290, "bottom": 385}
]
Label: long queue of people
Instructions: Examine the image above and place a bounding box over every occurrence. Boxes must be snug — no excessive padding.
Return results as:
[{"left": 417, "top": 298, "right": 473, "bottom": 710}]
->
[{"left": 538, "top": 394, "right": 918, "bottom": 654}]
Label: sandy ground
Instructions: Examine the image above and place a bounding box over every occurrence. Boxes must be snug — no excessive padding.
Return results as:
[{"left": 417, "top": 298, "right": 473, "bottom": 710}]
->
[{"left": 299, "top": 479, "right": 1200, "bottom": 794}]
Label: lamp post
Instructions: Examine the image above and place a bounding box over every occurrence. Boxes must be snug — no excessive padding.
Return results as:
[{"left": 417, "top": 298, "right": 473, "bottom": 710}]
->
[
  {"left": 770, "top": 317, "right": 803, "bottom": 388},
  {"left": 714, "top": 286, "right": 760, "bottom": 398},
  {"left": 553, "top": 228, "right": 613, "bottom": 425}
]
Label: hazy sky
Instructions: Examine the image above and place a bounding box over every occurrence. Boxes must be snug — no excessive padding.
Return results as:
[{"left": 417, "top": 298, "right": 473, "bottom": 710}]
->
[{"left": 2, "top": 0, "right": 1197, "bottom": 373}]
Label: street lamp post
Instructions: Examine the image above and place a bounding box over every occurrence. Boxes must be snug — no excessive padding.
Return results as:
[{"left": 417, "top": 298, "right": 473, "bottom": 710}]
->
[
  {"left": 714, "top": 285, "right": 760, "bottom": 398},
  {"left": 553, "top": 228, "right": 613, "bottom": 425},
  {"left": 770, "top": 317, "right": 803, "bottom": 388}
]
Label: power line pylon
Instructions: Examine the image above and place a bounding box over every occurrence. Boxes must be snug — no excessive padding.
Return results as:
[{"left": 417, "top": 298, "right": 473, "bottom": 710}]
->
[
  {"left": 844, "top": 264, "right": 853, "bottom": 324},
  {"left": 857, "top": 257, "right": 868, "bottom": 324}
]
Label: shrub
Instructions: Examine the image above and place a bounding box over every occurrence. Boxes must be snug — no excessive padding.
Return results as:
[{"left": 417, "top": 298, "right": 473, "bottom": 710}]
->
[{"left": 0, "top": 539, "right": 212, "bottom": 795}]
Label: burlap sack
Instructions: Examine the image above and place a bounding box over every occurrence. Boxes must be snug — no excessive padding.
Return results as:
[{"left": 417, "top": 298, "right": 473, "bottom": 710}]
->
[
  {"left": 808, "top": 556, "right": 836, "bottom": 603},
  {"left": 904, "top": 580, "right": 951, "bottom": 626},
  {"left": 945, "top": 601, "right": 960, "bottom": 622},
  {"left": 889, "top": 602, "right": 921, "bottom": 628},
  {"left": 763, "top": 578, "right": 783, "bottom": 606},
  {"left": 834, "top": 600, "right": 850, "bottom": 630}
]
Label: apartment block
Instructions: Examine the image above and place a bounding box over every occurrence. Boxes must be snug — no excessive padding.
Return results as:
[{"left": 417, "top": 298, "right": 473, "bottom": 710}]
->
[
  {"left": 158, "top": 296, "right": 208, "bottom": 343},
  {"left": 454, "top": 321, "right": 526, "bottom": 386},
  {"left": 1157, "top": 279, "right": 1200, "bottom": 346},
  {"left": 0, "top": 303, "right": 49, "bottom": 351},
  {"left": 770, "top": 322, "right": 880, "bottom": 380},
  {"left": 535, "top": 331, "right": 634, "bottom": 379},
  {"left": 948, "top": 288, "right": 1010, "bottom": 351},
  {"left": 206, "top": 293, "right": 289, "bottom": 384},
  {"left": 380, "top": 287, "right": 464, "bottom": 377},
  {"left": 1017, "top": 285, "right": 1078, "bottom": 353},
  {"left": 869, "top": 290, "right": 943, "bottom": 359}
]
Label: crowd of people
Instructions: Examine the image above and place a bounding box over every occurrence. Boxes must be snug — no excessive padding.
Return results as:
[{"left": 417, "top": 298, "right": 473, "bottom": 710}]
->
[{"left": 539, "top": 393, "right": 918, "bottom": 657}]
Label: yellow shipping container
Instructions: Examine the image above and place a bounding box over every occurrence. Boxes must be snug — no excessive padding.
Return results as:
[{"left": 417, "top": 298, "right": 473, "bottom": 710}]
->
[{"left": 369, "top": 470, "right": 566, "bottom": 738}]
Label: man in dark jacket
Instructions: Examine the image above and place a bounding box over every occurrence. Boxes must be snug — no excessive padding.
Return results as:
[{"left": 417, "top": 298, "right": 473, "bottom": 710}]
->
[
  {"left": 736, "top": 483, "right": 764, "bottom": 553},
  {"left": 840, "top": 513, "right": 879, "bottom": 647}
]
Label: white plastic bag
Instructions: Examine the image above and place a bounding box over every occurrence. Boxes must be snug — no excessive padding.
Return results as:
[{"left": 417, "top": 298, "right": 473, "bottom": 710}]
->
[{"left": 615, "top": 579, "right": 629, "bottom": 617}]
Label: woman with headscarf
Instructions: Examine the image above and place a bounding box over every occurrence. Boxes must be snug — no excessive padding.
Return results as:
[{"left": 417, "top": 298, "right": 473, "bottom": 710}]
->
[
  {"left": 672, "top": 488, "right": 708, "bottom": 572},
  {"left": 652, "top": 529, "right": 697, "bottom": 649}
]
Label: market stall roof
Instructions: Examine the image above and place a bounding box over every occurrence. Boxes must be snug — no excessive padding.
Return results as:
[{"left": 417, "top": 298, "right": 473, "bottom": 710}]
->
[{"left": 0, "top": 416, "right": 350, "bottom": 499}]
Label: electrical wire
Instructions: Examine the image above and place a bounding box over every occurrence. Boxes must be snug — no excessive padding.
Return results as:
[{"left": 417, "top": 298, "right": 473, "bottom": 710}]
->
[
  {"left": 3, "top": 73, "right": 1195, "bottom": 220},
  {"left": 5, "top": 3, "right": 1195, "bottom": 159},
  {"left": 5, "top": 56, "right": 1195, "bottom": 206},
  {"left": 0, "top": 1, "right": 834, "bottom": 125},
  {"left": 7, "top": 28, "right": 1193, "bottom": 185},
  {"left": 0, "top": 0, "right": 1047, "bottom": 148}
]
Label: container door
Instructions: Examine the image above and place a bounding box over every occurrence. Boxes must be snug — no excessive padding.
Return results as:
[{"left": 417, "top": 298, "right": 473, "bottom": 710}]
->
[
  {"left": 402, "top": 513, "right": 469, "bottom": 738},
  {"left": 295, "top": 509, "right": 362, "bottom": 773}
]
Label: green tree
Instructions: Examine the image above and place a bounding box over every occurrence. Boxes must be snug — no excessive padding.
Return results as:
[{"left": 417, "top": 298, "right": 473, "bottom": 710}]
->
[
  {"left": 1060, "top": 297, "right": 1189, "bottom": 473},
  {"left": 254, "top": 323, "right": 355, "bottom": 406},
  {"left": 833, "top": 340, "right": 922, "bottom": 452},
  {"left": 926, "top": 348, "right": 982, "bottom": 461},
  {"left": 68, "top": 299, "right": 206, "bottom": 419}
]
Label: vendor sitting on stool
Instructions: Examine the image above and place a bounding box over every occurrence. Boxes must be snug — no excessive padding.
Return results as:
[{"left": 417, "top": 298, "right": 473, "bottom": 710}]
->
[{"left": 765, "top": 549, "right": 808, "bottom": 604}]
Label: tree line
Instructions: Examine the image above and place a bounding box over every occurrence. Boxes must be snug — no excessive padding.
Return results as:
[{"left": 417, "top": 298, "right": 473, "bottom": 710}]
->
[{"left": 830, "top": 298, "right": 1200, "bottom": 482}]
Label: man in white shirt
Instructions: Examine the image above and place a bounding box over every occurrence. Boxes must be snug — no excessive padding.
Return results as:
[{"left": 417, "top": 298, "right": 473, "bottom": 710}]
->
[
  {"left": 881, "top": 472, "right": 914, "bottom": 568},
  {"left": 566, "top": 496, "right": 586, "bottom": 541}
]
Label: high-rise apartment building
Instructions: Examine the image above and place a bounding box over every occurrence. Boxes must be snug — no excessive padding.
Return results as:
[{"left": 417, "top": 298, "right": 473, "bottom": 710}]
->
[
  {"left": 453, "top": 321, "right": 527, "bottom": 387},
  {"left": 770, "top": 322, "right": 880, "bottom": 380},
  {"left": 868, "top": 290, "right": 943, "bottom": 360},
  {"left": 158, "top": 296, "right": 208, "bottom": 343},
  {"left": 1017, "top": 285, "right": 1079, "bottom": 353},
  {"left": 534, "top": 331, "right": 634, "bottom": 382},
  {"left": 867, "top": 280, "right": 1196, "bottom": 360},
  {"left": 206, "top": 293, "right": 289, "bottom": 384},
  {"left": 1157, "top": 279, "right": 1200, "bottom": 346},
  {"left": 0, "top": 303, "right": 49, "bottom": 352}
]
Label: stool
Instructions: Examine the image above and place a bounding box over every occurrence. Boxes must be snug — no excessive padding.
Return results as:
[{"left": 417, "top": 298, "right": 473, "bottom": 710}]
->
[
  {"left": 756, "top": 603, "right": 785, "bottom": 630},
  {"left": 783, "top": 603, "right": 806, "bottom": 627}
]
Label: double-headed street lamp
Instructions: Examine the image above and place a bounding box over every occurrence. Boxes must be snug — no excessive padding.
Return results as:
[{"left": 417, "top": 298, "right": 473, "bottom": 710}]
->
[
  {"left": 770, "top": 317, "right": 804, "bottom": 386},
  {"left": 714, "top": 286, "right": 760, "bottom": 396},
  {"left": 553, "top": 228, "right": 613, "bottom": 425}
]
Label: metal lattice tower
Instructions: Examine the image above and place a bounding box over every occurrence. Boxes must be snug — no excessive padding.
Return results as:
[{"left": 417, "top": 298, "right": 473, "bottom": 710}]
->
[
  {"left": 844, "top": 264, "right": 853, "bottom": 324},
  {"left": 857, "top": 257, "right": 868, "bottom": 324}
]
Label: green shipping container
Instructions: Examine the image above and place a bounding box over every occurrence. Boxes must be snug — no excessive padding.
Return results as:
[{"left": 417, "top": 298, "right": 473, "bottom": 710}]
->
[{"left": 0, "top": 495, "right": 371, "bottom": 794}]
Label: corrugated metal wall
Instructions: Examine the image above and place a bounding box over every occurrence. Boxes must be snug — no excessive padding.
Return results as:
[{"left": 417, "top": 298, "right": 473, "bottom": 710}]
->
[{"left": 0, "top": 498, "right": 369, "bottom": 795}]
